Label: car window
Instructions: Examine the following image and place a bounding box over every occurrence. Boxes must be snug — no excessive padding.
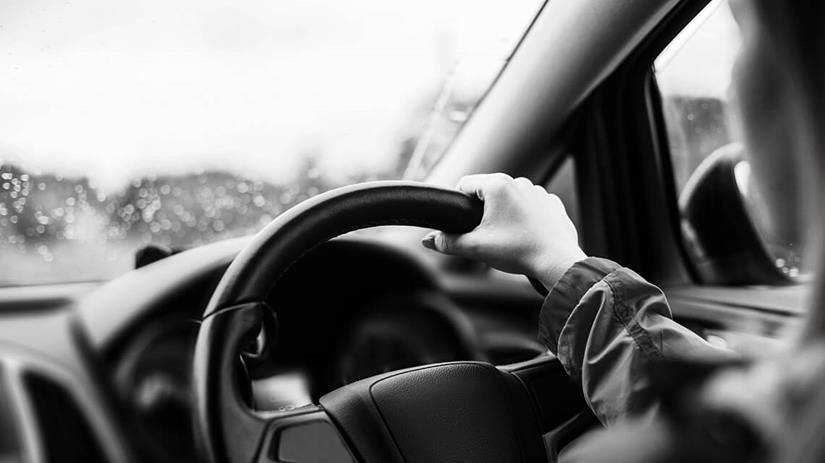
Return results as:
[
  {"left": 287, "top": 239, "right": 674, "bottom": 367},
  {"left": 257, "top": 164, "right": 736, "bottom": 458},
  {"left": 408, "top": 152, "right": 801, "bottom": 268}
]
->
[
  {"left": 0, "top": 0, "right": 545, "bottom": 286},
  {"left": 654, "top": 0, "right": 805, "bottom": 282},
  {"left": 655, "top": 1, "right": 741, "bottom": 194}
]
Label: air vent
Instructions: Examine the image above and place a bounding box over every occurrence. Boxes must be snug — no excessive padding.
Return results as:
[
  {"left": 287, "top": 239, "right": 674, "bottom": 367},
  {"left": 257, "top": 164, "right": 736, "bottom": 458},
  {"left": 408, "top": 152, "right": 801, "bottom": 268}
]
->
[{"left": 23, "top": 372, "right": 108, "bottom": 463}]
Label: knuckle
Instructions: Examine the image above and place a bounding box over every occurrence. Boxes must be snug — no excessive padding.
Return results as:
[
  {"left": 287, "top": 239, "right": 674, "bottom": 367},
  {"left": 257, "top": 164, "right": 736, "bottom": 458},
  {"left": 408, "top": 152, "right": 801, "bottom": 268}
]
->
[
  {"left": 487, "top": 173, "right": 514, "bottom": 193},
  {"left": 491, "top": 173, "right": 512, "bottom": 184}
]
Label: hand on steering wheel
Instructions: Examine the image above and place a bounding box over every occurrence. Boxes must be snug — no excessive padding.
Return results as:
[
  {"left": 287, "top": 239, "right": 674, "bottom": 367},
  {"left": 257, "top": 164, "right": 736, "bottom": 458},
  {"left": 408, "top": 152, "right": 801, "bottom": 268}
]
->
[{"left": 423, "top": 173, "right": 586, "bottom": 291}]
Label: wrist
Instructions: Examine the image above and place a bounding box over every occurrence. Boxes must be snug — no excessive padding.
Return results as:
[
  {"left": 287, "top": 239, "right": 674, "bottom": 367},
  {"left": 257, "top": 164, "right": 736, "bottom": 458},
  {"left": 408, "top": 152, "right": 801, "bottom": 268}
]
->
[{"left": 531, "top": 248, "right": 587, "bottom": 291}]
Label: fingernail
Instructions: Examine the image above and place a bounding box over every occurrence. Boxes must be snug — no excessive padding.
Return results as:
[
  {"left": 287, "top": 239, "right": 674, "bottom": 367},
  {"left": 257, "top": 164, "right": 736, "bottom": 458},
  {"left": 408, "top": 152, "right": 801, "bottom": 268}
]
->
[{"left": 421, "top": 233, "right": 436, "bottom": 250}]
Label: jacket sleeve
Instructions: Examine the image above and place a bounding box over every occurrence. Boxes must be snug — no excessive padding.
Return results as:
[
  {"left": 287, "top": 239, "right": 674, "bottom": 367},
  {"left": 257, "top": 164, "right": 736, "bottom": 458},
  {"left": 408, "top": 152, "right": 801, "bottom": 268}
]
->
[{"left": 538, "top": 257, "right": 736, "bottom": 425}]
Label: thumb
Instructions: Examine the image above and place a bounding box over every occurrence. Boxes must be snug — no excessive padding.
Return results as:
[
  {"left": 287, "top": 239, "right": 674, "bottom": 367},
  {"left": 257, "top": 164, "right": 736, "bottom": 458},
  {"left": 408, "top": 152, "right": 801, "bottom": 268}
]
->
[{"left": 421, "top": 231, "right": 467, "bottom": 256}]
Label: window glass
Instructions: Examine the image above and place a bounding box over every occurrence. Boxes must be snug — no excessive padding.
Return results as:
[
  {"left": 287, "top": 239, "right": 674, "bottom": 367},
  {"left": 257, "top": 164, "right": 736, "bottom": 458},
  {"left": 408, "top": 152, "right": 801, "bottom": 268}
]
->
[
  {"left": 655, "top": 0, "right": 741, "bottom": 193},
  {"left": 0, "top": 0, "right": 545, "bottom": 286},
  {"left": 654, "top": 0, "right": 805, "bottom": 280}
]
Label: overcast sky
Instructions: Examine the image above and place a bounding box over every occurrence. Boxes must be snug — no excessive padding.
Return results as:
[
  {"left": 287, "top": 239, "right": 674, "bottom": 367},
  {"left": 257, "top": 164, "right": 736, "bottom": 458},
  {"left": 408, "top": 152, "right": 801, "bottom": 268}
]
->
[{"left": 0, "top": 0, "right": 738, "bottom": 193}]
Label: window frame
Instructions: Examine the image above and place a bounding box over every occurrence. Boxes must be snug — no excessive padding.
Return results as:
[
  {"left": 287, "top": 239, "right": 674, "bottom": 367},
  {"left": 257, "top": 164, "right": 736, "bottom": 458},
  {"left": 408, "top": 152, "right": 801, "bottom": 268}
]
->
[
  {"left": 573, "top": 0, "right": 804, "bottom": 335},
  {"left": 569, "top": 0, "right": 713, "bottom": 285}
]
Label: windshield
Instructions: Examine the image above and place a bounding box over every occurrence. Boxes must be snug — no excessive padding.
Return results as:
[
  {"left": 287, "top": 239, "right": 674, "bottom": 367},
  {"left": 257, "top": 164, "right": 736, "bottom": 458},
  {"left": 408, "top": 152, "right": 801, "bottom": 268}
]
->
[{"left": 0, "top": 0, "right": 544, "bottom": 286}]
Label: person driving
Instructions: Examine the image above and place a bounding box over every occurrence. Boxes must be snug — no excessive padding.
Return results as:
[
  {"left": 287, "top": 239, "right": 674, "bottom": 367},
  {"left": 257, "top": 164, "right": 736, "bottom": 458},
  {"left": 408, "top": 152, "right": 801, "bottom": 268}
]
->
[{"left": 423, "top": 0, "right": 824, "bottom": 461}]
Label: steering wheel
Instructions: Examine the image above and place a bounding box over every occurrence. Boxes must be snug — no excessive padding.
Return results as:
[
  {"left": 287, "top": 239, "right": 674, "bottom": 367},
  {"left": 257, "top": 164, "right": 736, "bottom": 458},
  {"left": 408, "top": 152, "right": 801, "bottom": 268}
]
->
[{"left": 192, "top": 181, "right": 584, "bottom": 463}]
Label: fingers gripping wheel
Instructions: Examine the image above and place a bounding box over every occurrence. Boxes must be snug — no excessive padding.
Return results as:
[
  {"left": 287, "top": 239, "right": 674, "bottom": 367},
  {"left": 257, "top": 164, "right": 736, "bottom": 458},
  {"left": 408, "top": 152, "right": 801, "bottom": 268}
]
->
[{"left": 193, "top": 181, "right": 486, "bottom": 463}]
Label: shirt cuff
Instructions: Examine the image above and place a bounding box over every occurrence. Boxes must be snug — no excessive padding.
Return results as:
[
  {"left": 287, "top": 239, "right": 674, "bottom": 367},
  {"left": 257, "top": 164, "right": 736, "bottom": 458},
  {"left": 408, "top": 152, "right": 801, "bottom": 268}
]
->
[{"left": 537, "top": 257, "right": 621, "bottom": 353}]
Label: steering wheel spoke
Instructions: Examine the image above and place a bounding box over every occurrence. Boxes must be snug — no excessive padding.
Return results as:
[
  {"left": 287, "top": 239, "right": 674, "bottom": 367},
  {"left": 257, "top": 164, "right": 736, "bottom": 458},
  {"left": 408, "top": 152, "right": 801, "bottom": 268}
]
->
[
  {"left": 503, "top": 354, "right": 598, "bottom": 456},
  {"left": 503, "top": 354, "right": 588, "bottom": 433},
  {"left": 194, "top": 302, "right": 355, "bottom": 462},
  {"left": 255, "top": 408, "right": 355, "bottom": 463}
]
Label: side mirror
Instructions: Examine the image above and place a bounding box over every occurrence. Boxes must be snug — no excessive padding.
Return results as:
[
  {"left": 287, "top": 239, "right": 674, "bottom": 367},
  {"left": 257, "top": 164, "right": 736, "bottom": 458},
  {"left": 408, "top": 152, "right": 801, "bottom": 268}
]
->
[{"left": 678, "top": 144, "right": 793, "bottom": 285}]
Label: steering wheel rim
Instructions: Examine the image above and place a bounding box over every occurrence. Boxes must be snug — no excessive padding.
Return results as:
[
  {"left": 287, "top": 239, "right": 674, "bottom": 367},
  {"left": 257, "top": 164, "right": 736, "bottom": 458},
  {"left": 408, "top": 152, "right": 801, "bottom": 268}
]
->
[
  {"left": 192, "top": 181, "right": 582, "bottom": 463},
  {"left": 202, "top": 181, "right": 484, "bottom": 316}
]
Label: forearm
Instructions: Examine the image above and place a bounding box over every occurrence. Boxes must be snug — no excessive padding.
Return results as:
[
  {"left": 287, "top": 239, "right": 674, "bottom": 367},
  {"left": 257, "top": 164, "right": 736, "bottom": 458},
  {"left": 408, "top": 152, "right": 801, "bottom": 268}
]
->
[{"left": 539, "top": 258, "right": 736, "bottom": 425}]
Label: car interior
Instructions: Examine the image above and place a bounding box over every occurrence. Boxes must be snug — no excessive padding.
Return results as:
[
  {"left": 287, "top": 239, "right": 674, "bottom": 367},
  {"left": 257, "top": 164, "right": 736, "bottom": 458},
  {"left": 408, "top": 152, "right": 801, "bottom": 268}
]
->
[{"left": 0, "top": 0, "right": 804, "bottom": 462}]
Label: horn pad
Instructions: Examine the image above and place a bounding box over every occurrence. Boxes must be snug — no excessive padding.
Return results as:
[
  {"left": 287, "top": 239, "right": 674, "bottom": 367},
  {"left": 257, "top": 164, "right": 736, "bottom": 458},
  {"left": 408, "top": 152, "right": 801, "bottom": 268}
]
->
[{"left": 321, "top": 362, "right": 547, "bottom": 463}]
